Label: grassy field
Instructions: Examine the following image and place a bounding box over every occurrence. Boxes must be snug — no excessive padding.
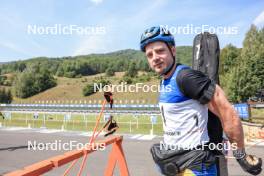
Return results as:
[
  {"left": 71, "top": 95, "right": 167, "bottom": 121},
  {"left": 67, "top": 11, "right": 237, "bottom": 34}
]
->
[
  {"left": 1, "top": 108, "right": 263, "bottom": 135},
  {"left": 251, "top": 108, "right": 264, "bottom": 117},
  {"left": 250, "top": 108, "right": 264, "bottom": 124},
  {"left": 0, "top": 112, "right": 164, "bottom": 135}
]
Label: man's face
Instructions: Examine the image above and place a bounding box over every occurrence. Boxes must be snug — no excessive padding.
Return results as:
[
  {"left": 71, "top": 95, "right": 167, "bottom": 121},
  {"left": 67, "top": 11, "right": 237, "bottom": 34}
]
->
[{"left": 145, "top": 41, "right": 175, "bottom": 75}]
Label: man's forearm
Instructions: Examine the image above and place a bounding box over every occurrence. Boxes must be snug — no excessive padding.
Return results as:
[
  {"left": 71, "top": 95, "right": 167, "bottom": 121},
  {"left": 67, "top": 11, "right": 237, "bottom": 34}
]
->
[
  {"left": 208, "top": 85, "right": 245, "bottom": 149},
  {"left": 208, "top": 86, "right": 262, "bottom": 175},
  {"left": 220, "top": 106, "right": 245, "bottom": 149}
]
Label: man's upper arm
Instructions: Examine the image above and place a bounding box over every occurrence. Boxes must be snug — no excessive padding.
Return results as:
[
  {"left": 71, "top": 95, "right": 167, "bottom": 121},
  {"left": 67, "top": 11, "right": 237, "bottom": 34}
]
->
[
  {"left": 176, "top": 68, "right": 230, "bottom": 121},
  {"left": 177, "top": 68, "right": 216, "bottom": 104},
  {"left": 176, "top": 68, "right": 232, "bottom": 116},
  {"left": 177, "top": 68, "right": 244, "bottom": 147},
  {"left": 207, "top": 85, "right": 234, "bottom": 124}
]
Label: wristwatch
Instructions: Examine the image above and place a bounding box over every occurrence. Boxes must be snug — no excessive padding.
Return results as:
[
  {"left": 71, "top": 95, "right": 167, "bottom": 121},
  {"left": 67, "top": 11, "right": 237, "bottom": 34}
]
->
[{"left": 233, "top": 148, "right": 246, "bottom": 159}]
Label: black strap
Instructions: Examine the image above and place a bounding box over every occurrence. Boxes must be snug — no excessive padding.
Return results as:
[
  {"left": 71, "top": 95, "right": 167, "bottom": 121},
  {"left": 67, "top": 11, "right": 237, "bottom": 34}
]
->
[
  {"left": 162, "top": 43, "right": 176, "bottom": 76},
  {"left": 198, "top": 80, "right": 216, "bottom": 104}
]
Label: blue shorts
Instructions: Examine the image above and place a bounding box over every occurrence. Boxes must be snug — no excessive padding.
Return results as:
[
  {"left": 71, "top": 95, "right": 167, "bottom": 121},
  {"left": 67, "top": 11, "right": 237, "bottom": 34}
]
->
[{"left": 179, "top": 164, "right": 217, "bottom": 176}]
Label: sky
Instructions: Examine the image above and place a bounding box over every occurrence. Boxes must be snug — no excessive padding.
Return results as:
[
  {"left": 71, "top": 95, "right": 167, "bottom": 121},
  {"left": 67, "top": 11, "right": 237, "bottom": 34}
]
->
[{"left": 0, "top": 0, "right": 264, "bottom": 62}]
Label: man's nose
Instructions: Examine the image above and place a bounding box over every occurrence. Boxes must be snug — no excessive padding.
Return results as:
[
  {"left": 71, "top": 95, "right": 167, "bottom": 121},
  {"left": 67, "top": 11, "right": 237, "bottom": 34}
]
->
[{"left": 153, "top": 52, "right": 160, "bottom": 62}]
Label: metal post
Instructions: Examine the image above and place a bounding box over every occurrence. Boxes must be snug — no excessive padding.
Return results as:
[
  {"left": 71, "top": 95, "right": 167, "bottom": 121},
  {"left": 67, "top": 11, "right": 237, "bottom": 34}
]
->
[
  {"left": 43, "top": 114, "right": 46, "bottom": 128},
  {"left": 72, "top": 115, "right": 74, "bottom": 130},
  {"left": 9, "top": 112, "right": 12, "bottom": 124},
  {"left": 63, "top": 114, "right": 66, "bottom": 130},
  {"left": 85, "top": 114, "right": 87, "bottom": 129},
  {"left": 129, "top": 121, "right": 132, "bottom": 133},
  {"left": 33, "top": 115, "right": 35, "bottom": 128},
  {"left": 151, "top": 123, "right": 154, "bottom": 135},
  {"left": 26, "top": 113, "right": 28, "bottom": 125}
]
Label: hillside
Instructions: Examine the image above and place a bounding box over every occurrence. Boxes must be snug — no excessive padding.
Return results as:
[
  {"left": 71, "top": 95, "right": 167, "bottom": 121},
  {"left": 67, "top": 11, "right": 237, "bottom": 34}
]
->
[
  {"left": 12, "top": 72, "right": 160, "bottom": 104},
  {"left": 0, "top": 47, "right": 192, "bottom": 104}
]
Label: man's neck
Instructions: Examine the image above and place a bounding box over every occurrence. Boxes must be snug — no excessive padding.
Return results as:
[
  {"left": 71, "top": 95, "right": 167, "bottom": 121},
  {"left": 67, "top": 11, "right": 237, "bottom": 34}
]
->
[{"left": 162, "top": 63, "right": 177, "bottom": 79}]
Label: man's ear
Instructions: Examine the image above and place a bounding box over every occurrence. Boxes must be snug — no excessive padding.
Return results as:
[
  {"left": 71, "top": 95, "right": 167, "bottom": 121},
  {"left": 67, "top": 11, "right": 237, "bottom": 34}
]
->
[{"left": 171, "top": 46, "right": 176, "bottom": 57}]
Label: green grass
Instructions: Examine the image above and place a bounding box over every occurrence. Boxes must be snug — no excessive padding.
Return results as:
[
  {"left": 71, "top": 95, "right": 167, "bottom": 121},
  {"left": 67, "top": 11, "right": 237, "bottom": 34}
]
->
[
  {"left": 249, "top": 108, "right": 264, "bottom": 124},
  {"left": 0, "top": 112, "right": 164, "bottom": 135},
  {"left": 251, "top": 108, "right": 264, "bottom": 117},
  {"left": 1, "top": 108, "right": 263, "bottom": 134}
]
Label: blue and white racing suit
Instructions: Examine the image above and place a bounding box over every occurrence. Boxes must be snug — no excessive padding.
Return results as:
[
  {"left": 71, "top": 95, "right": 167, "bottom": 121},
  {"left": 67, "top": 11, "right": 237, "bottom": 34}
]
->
[{"left": 157, "top": 64, "right": 217, "bottom": 176}]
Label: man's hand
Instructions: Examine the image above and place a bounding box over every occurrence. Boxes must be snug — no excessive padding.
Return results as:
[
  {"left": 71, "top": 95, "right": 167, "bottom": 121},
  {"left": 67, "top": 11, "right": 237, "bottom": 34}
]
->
[{"left": 234, "top": 148, "right": 262, "bottom": 175}]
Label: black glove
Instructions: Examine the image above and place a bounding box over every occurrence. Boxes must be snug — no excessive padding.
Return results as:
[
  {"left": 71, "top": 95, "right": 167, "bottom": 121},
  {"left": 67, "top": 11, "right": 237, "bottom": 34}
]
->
[{"left": 233, "top": 148, "right": 262, "bottom": 175}]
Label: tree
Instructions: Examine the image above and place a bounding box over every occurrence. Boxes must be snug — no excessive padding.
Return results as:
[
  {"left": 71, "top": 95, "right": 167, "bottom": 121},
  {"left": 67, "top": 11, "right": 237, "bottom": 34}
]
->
[
  {"left": 34, "top": 70, "right": 57, "bottom": 92},
  {"left": 0, "top": 76, "right": 7, "bottom": 86},
  {"left": 6, "top": 89, "right": 12, "bottom": 103},
  {"left": 105, "top": 67, "right": 115, "bottom": 76},
  {"left": 14, "top": 71, "right": 35, "bottom": 98},
  {"left": 125, "top": 62, "right": 137, "bottom": 77},
  {"left": 220, "top": 44, "right": 240, "bottom": 74},
  {"left": 14, "top": 65, "right": 56, "bottom": 98},
  {"left": 18, "top": 62, "right": 26, "bottom": 72},
  {"left": 0, "top": 89, "right": 4, "bottom": 102},
  {"left": 0, "top": 88, "right": 12, "bottom": 103},
  {"left": 82, "top": 84, "right": 95, "bottom": 96},
  {"left": 56, "top": 66, "right": 64, "bottom": 77},
  {"left": 137, "top": 59, "right": 151, "bottom": 72},
  {"left": 226, "top": 25, "right": 264, "bottom": 102}
]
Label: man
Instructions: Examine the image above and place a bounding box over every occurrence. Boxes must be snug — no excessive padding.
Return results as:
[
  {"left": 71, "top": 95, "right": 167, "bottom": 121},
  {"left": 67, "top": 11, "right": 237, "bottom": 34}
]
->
[{"left": 140, "top": 26, "right": 262, "bottom": 176}]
